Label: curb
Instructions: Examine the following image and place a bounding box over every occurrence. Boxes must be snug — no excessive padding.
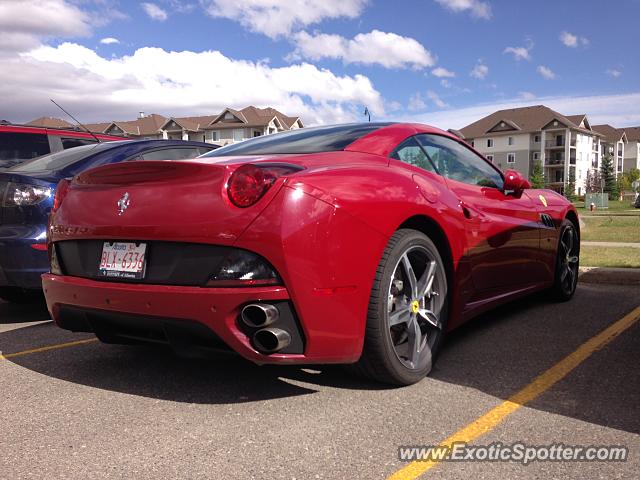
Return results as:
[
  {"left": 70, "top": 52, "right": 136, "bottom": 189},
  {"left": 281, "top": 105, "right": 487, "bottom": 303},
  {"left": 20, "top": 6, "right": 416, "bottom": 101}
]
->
[{"left": 579, "top": 267, "right": 640, "bottom": 285}]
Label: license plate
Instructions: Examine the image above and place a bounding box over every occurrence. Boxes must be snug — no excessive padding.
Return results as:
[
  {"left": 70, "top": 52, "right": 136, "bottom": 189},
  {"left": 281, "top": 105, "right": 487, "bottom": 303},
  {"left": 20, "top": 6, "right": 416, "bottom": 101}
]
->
[{"left": 99, "top": 242, "right": 147, "bottom": 279}]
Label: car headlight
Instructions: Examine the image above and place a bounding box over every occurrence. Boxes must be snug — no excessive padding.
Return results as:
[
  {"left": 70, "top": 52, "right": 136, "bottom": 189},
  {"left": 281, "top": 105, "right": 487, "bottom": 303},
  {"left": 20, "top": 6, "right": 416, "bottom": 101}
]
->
[{"left": 3, "top": 183, "right": 52, "bottom": 206}]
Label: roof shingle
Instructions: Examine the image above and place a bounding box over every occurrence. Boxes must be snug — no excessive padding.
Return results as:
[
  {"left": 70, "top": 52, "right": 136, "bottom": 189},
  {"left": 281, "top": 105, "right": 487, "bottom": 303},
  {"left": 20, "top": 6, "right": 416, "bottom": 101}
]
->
[{"left": 460, "top": 105, "right": 596, "bottom": 138}]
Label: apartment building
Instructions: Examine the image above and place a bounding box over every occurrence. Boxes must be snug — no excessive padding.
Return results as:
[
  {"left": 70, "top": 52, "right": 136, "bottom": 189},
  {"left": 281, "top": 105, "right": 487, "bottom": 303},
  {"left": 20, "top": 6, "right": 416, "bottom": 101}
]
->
[
  {"left": 592, "top": 124, "right": 627, "bottom": 174},
  {"left": 459, "top": 105, "right": 602, "bottom": 196},
  {"left": 90, "top": 113, "right": 167, "bottom": 140},
  {"left": 622, "top": 126, "right": 640, "bottom": 172},
  {"left": 27, "top": 106, "right": 303, "bottom": 144},
  {"left": 160, "top": 106, "right": 303, "bottom": 145}
]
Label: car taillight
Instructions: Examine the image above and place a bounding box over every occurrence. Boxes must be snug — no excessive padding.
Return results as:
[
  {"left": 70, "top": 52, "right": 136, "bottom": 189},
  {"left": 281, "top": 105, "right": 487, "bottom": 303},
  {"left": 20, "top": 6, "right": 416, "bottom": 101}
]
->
[
  {"left": 52, "top": 178, "right": 71, "bottom": 213},
  {"left": 2, "top": 183, "right": 52, "bottom": 206},
  {"left": 227, "top": 164, "right": 298, "bottom": 208}
]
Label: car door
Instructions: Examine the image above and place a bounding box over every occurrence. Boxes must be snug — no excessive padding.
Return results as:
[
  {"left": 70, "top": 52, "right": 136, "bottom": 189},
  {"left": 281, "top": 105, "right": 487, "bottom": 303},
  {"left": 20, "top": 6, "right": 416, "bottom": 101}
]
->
[{"left": 415, "top": 134, "right": 545, "bottom": 292}]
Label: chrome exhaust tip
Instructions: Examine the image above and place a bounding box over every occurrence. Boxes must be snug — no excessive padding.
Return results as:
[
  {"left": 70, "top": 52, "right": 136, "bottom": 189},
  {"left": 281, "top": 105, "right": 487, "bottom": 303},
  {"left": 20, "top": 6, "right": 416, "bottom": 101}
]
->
[
  {"left": 241, "top": 303, "right": 279, "bottom": 328},
  {"left": 252, "top": 328, "right": 291, "bottom": 354}
]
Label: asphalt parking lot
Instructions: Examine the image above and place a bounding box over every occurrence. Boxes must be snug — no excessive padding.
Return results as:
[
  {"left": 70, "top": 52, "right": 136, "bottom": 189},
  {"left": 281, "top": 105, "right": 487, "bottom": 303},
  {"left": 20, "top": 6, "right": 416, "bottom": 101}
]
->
[{"left": 1, "top": 283, "right": 638, "bottom": 479}]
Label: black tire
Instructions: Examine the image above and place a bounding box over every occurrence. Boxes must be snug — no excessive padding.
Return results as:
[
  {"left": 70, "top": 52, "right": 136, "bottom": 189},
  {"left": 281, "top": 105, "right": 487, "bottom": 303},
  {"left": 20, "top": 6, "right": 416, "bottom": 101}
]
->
[
  {"left": 0, "top": 287, "right": 44, "bottom": 304},
  {"left": 550, "top": 219, "right": 579, "bottom": 301},
  {"left": 351, "top": 229, "right": 449, "bottom": 385}
]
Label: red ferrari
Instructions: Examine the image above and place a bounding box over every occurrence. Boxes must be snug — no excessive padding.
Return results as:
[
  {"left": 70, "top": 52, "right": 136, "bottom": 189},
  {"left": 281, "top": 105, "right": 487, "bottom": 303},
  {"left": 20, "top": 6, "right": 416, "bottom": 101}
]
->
[{"left": 43, "top": 123, "right": 580, "bottom": 385}]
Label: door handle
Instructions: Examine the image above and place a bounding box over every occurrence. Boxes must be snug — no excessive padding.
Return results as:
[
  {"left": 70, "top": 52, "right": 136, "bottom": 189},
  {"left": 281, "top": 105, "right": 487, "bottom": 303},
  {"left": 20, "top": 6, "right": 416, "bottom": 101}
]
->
[{"left": 460, "top": 202, "right": 474, "bottom": 219}]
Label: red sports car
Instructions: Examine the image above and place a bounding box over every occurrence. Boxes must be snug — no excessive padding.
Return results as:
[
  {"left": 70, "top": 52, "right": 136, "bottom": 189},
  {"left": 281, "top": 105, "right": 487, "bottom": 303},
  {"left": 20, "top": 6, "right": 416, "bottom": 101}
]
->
[{"left": 43, "top": 123, "right": 580, "bottom": 385}]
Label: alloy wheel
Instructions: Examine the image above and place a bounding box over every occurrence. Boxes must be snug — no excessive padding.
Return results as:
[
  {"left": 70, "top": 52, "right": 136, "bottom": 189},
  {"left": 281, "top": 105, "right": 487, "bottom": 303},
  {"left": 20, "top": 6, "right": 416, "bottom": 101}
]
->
[
  {"left": 387, "top": 245, "right": 446, "bottom": 370},
  {"left": 559, "top": 226, "right": 579, "bottom": 296}
]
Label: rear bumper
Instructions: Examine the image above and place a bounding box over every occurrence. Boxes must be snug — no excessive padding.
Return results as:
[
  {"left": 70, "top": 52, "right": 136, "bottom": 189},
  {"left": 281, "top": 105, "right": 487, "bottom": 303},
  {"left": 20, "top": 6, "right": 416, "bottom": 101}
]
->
[
  {"left": 0, "top": 225, "right": 48, "bottom": 289},
  {"left": 42, "top": 273, "right": 346, "bottom": 364}
]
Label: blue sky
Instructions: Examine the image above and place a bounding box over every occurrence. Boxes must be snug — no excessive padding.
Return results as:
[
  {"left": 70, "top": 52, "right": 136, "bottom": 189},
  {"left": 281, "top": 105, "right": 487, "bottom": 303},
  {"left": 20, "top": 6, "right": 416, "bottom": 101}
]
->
[{"left": 1, "top": 0, "right": 639, "bottom": 128}]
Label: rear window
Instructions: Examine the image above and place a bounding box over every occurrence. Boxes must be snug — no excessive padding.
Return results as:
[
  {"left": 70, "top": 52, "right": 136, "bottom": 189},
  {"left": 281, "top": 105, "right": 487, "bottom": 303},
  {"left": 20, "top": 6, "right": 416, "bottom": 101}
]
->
[
  {"left": 140, "top": 147, "right": 211, "bottom": 160},
  {"left": 9, "top": 143, "right": 107, "bottom": 173},
  {"left": 200, "top": 123, "right": 393, "bottom": 157},
  {"left": 61, "top": 137, "right": 98, "bottom": 149},
  {"left": 0, "top": 132, "right": 50, "bottom": 164}
]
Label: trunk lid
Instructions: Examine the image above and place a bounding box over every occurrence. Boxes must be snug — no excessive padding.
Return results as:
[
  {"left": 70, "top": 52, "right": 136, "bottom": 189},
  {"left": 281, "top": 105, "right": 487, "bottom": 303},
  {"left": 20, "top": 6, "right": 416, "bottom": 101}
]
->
[{"left": 51, "top": 160, "right": 283, "bottom": 245}]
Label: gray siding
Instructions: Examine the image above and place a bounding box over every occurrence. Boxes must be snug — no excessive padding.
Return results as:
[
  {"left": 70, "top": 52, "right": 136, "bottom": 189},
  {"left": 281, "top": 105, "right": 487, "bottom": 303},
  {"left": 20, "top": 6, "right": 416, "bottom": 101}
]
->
[{"left": 491, "top": 150, "right": 531, "bottom": 177}]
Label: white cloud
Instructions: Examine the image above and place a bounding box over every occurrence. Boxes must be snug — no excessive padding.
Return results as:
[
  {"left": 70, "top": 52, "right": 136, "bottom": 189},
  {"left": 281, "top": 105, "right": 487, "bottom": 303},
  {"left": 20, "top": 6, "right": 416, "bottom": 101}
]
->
[
  {"left": 427, "top": 90, "right": 449, "bottom": 109},
  {"left": 289, "top": 30, "right": 435, "bottom": 69},
  {"left": 434, "top": 0, "right": 491, "bottom": 19},
  {"left": 142, "top": 3, "right": 168, "bottom": 21},
  {"left": 518, "top": 91, "right": 536, "bottom": 100},
  {"left": 503, "top": 45, "right": 531, "bottom": 61},
  {"left": 408, "top": 93, "right": 427, "bottom": 111},
  {"left": 199, "top": 0, "right": 367, "bottom": 38},
  {"left": 470, "top": 62, "right": 488, "bottom": 79},
  {"left": 401, "top": 92, "right": 640, "bottom": 130},
  {"left": 5, "top": 42, "right": 383, "bottom": 125},
  {"left": 386, "top": 100, "right": 403, "bottom": 112},
  {"left": 100, "top": 37, "right": 120, "bottom": 45},
  {"left": 606, "top": 68, "right": 622, "bottom": 78},
  {"left": 431, "top": 66, "right": 455, "bottom": 78},
  {"left": 440, "top": 79, "right": 452, "bottom": 88},
  {"left": 559, "top": 31, "right": 589, "bottom": 48},
  {"left": 537, "top": 65, "right": 556, "bottom": 80},
  {"left": 0, "top": 0, "right": 92, "bottom": 53}
]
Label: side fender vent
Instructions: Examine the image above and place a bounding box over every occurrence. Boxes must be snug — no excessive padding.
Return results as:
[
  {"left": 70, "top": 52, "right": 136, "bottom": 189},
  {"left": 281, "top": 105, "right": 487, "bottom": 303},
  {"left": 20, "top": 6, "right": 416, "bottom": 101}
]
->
[{"left": 540, "top": 213, "right": 556, "bottom": 228}]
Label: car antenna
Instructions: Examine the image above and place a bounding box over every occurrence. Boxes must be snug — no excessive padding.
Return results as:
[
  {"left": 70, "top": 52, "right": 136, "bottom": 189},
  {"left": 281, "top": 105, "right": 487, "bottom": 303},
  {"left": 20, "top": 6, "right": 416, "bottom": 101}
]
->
[{"left": 50, "top": 98, "right": 101, "bottom": 143}]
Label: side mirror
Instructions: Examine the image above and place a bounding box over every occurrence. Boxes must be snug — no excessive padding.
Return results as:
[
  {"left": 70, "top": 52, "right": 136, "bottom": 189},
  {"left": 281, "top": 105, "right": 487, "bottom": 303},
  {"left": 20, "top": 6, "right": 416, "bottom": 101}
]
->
[{"left": 503, "top": 169, "right": 531, "bottom": 194}]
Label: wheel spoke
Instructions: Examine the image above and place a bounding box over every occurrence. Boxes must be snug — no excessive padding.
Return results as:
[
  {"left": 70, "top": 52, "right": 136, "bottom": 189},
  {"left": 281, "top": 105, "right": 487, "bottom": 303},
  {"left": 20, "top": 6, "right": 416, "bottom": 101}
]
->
[
  {"left": 416, "top": 260, "right": 436, "bottom": 298},
  {"left": 389, "top": 308, "right": 411, "bottom": 327},
  {"left": 418, "top": 308, "right": 441, "bottom": 329},
  {"left": 564, "top": 229, "right": 574, "bottom": 252},
  {"left": 401, "top": 254, "right": 418, "bottom": 298},
  {"left": 407, "top": 316, "right": 422, "bottom": 367},
  {"left": 566, "top": 265, "right": 575, "bottom": 285},
  {"left": 560, "top": 266, "right": 569, "bottom": 282}
]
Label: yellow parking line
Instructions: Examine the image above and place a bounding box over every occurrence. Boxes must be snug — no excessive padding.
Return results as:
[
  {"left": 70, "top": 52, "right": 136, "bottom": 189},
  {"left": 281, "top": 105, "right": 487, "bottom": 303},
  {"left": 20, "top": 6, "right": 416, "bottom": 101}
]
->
[
  {"left": 388, "top": 304, "right": 640, "bottom": 480},
  {"left": 0, "top": 338, "right": 98, "bottom": 360}
]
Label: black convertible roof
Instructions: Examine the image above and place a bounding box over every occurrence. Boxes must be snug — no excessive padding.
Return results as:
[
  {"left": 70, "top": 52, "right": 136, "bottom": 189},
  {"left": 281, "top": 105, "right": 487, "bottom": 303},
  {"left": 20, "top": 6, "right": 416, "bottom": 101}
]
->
[{"left": 201, "top": 123, "right": 395, "bottom": 156}]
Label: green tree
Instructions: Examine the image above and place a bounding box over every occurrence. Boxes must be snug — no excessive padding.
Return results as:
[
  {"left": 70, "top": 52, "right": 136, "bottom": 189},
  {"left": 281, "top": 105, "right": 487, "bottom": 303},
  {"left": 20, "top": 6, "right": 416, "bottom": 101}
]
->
[
  {"left": 600, "top": 154, "right": 617, "bottom": 199},
  {"left": 529, "top": 161, "right": 545, "bottom": 188},
  {"left": 626, "top": 167, "right": 640, "bottom": 185},
  {"left": 564, "top": 167, "right": 576, "bottom": 201}
]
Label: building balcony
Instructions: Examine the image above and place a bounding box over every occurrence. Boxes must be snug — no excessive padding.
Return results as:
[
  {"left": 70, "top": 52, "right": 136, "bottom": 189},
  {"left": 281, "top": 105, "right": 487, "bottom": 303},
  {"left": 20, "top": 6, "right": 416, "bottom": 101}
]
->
[{"left": 545, "top": 140, "right": 564, "bottom": 148}]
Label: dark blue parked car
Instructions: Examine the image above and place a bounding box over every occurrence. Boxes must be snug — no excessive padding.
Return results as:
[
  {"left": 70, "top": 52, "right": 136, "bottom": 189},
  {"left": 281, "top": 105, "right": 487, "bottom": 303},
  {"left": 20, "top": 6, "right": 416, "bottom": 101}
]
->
[{"left": 0, "top": 139, "right": 218, "bottom": 302}]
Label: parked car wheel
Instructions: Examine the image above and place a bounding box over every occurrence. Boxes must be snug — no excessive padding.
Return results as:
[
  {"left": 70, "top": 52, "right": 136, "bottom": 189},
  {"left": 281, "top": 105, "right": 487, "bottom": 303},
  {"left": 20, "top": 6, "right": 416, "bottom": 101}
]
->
[
  {"left": 550, "top": 219, "right": 579, "bottom": 301},
  {"left": 0, "top": 287, "right": 44, "bottom": 304},
  {"left": 353, "top": 229, "right": 448, "bottom": 385}
]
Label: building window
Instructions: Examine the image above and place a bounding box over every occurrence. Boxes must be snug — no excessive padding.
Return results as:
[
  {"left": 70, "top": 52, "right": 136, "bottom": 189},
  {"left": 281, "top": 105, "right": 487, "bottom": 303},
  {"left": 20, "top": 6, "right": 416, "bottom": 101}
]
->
[
  {"left": 486, "top": 154, "right": 493, "bottom": 162},
  {"left": 210, "top": 131, "right": 219, "bottom": 141},
  {"left": 533, "top": 152, "right": 539, "bottom": 161},
  {"left": 507, "top": 153, "right": 515, "bottom": 163},
  {"left": 487, "top": 138, "right": 493, "bottom": 148},
  {"left": 470, "top": 140, "right": 474, "bottom": 147},
  {"left": 534, "top": 135, "right": 540, "bottom": 143},
  {"left": 233, "top": 129, "right": 244, "bottom": 142},
  {"left": 508, "top": 136, "right": 514, "bottom": 145}
]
